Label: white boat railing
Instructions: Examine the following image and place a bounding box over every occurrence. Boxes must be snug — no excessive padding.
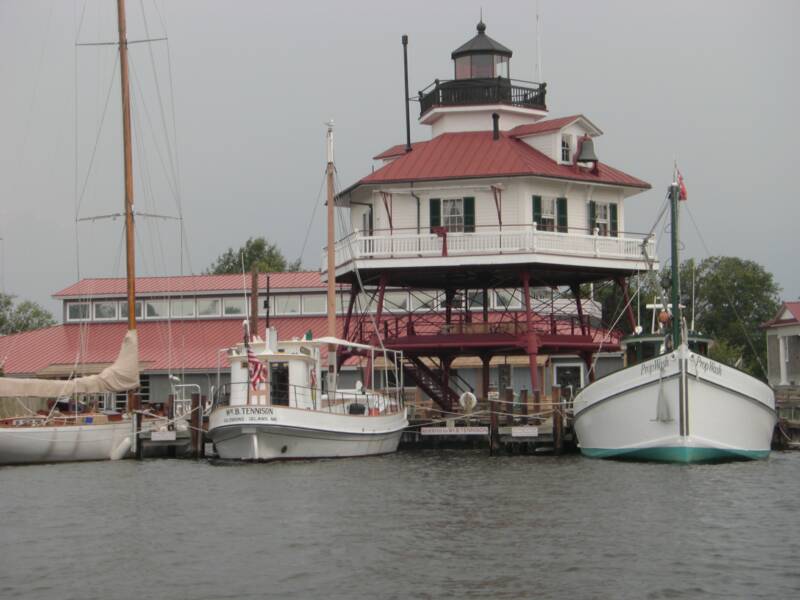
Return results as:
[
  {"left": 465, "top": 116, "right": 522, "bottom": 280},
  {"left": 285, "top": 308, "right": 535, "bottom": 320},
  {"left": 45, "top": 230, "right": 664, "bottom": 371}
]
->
[{"left": 324, "top": 225, "right": 656, "bottom": 271}]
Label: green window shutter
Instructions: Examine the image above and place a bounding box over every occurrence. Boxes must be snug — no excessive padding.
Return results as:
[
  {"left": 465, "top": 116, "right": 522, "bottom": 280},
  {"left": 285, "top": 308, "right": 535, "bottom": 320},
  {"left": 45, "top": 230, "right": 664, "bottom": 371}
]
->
[
  {"left": 556, "top": 197, "right": 568, "bottom": 233},
  {"left": 463, "top": 196, "right": 475, "bottom": 232},
  {"left": 532, "top": 195, "right": 542, "bottom": 224},
  {"left": 429, "top": 198, "right": 441, "bottom": 232},
  {"left": 588, "top": 200, "right": 597, "bottom": 233},
  {"left": 609, "top": 204, "right": 618, "bottom": 237}
]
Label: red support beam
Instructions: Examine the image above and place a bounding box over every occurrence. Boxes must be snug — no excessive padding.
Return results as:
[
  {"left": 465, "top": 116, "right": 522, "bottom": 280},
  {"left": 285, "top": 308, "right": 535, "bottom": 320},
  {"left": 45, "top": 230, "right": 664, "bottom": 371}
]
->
[
  {"left": 571, "top": 284, "right": 587, "bottom": 336},
  {"left": 615, "top": 276, "right": 637, "bottom": 332}
]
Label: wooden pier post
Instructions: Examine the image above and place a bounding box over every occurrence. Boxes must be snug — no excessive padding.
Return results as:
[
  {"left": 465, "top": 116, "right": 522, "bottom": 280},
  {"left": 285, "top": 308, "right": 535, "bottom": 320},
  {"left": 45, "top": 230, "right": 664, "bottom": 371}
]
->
[
  {"left": 552, "top": 385, "right": 563, "bottom": 454},
  {"left": 190, "top": 393, "right": 202, "bottom": 459},
  {"left": 504, "top": 387, "right": 515, "bottom": 425},
  {"left": 519, "top": 389, "right": 528, "bottom": 418},
  {"left": 533, "top": 389, "right": 541, "bottom": 420}
]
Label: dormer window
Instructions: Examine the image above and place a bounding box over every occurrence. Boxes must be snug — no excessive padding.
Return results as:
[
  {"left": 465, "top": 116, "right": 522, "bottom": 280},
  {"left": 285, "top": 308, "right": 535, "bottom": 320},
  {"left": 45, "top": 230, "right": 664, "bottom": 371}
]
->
[{"left": 561, "top": 135, "right": 572, "bottom": 162}]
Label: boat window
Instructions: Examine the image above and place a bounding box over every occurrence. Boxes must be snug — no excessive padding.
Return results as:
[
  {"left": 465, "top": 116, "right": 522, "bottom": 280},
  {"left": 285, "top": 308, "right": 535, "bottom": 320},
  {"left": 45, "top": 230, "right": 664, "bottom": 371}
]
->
[
  {"left": 270, "top": 362, "right": 290, "bottom": 406},
  {"left": 197, "top": 298, "right": 221, "bottom": 317},
  {"left": 67, "top": 302, "right": 90, "bottom": 321},
  {"left": 223, "top": 297, "right": 246, "bottom": 316}
]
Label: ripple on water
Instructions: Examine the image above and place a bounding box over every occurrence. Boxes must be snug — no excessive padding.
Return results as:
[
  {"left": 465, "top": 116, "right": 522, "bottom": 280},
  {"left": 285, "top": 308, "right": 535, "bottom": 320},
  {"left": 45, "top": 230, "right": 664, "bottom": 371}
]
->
[{"left": 0, "top": 451, "right": 798, "bottom": 599}]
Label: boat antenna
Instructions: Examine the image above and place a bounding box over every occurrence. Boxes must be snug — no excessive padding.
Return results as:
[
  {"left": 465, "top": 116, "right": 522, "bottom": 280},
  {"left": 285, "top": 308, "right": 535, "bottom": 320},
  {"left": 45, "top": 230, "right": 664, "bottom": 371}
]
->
[
  {"left": 690, "top": 260, "right": 696, "bottom": 332},
  {"left": 669, "top": 162, "right": 682, "bottom": 347},
  {"left": 325, "top": 120, "right": 337, "bottom": 395},
  {"left": 117, "top": 0, "right": 138, "bottom": 413}
]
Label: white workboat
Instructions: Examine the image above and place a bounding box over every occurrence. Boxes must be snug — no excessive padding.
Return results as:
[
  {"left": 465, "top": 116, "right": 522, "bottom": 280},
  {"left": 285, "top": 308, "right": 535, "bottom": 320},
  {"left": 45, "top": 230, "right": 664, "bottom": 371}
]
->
[
  {"left": 207, "top": 334, "right": 407, "bottom": 461},
  {"left": 573, "top": 176, "right": 776, "bottom": 463}
]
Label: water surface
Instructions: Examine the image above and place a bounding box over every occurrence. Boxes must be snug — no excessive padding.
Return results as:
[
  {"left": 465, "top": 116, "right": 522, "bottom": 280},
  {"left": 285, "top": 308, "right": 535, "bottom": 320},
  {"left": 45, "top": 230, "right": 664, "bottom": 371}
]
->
[{"left": 1, "top": 451, "right": 798, "bottom": 599}]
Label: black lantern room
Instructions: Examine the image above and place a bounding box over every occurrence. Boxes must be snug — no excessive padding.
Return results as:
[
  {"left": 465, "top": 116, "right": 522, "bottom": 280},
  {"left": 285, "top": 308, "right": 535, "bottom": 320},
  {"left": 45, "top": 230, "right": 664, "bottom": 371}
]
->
[{"left": 451, "top": 21, "right": 512, "bottom": 80}]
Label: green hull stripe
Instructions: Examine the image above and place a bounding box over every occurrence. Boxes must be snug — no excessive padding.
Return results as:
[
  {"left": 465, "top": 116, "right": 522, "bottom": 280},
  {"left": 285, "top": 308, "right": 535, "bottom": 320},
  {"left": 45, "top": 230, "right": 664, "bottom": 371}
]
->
[{"left": 581, "top": 446, "right": 770, "bottom": 463}]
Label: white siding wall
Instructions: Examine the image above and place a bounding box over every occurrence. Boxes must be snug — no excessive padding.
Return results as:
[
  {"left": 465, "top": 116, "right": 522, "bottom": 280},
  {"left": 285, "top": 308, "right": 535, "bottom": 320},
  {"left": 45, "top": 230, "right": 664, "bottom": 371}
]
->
[
  {"left": 521, "top": 132, "right": 557, "bottom": 160},
  {"left": 347, "top": 178, "right": 626, "bottom": 235}
]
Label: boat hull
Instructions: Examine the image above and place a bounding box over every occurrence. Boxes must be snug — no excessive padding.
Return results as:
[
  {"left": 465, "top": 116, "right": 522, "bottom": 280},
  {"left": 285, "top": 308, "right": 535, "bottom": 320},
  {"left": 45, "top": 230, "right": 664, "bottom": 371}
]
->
[
  {"left": 0, "top": 421, "right": 133, "bottom": 465},
  {"left": 208, "top": 405, "right": 407, "bottom": 461},
  {"left": 573, "top": 350, "right": 776, "bottom": 463}
]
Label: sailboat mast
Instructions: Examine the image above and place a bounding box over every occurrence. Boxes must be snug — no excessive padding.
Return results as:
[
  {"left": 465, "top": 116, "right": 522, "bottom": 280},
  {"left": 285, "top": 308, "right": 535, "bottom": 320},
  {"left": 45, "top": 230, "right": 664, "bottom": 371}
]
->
[
  {"left": 325, "top": 122, "right": 337, "bottom": 394},
  {"left": 117, "top": 0, "right": 138, "bottom": 410},
  {"left": 669, "top": 180, "right": 681, "bottom": 347}
]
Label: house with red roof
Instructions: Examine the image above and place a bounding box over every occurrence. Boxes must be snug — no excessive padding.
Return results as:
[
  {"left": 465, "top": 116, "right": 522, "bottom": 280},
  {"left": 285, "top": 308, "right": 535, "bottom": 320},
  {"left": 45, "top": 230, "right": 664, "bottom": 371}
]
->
[{"left": 763, "top": 301, "right": 800, "bottom": 423}]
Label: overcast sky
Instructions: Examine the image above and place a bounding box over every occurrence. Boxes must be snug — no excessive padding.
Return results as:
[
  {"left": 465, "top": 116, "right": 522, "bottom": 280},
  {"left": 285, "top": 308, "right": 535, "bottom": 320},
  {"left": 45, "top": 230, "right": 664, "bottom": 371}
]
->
[{"left": 0, "top": 0, "right": 797, "bottom": 313}]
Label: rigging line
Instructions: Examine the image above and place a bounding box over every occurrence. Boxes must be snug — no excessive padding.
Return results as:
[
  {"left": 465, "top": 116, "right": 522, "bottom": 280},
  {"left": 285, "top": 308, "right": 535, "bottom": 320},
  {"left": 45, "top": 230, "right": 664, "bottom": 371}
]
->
[
  {"left": 683, "top": 204, "right": 769, "bottom": 379},
  {"left": 139, "top": 0, "right": 182, "bottom": 211},
  {"left": 129, "top": 61, "right": 178, "bottom": 200},
  {"left": 75, "top": 52, "right": 120, "bottom": 217},
  {"left": 297, "top": 166, "right": 328, "bottom": 265}
]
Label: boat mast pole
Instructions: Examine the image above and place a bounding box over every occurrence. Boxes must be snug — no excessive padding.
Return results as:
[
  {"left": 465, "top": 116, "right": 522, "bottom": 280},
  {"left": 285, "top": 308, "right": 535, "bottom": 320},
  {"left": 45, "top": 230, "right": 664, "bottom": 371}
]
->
[
  {"left": 117, "top": 0, "right": 138, "bottom": 411},
  {"left": 325, "top": 121, "right": 337, "bottom": 396},
  {"left": 669, "top": 178, "right": 681, "bottom": 348}
]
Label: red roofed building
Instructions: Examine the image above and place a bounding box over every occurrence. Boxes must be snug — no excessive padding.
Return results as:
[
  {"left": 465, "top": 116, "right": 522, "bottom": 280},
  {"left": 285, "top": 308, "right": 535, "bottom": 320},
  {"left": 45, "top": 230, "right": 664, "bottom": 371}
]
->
[
  {"left": 321, "top": 20, "right": 655, "bottom": 411},
  {"left": 763, "top": 302, "right": 800, "bottom": 430}
]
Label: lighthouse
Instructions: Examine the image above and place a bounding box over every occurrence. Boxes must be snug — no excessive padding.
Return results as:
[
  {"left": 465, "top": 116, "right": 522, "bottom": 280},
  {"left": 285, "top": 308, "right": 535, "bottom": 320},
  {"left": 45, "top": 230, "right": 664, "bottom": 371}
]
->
[{"left": 325, "top": 21, "right": 654, "bottom": 420}]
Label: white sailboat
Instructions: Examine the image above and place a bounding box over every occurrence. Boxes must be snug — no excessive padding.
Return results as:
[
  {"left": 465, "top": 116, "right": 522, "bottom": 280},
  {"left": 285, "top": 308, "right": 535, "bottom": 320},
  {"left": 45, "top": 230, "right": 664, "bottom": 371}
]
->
[
  {"left": 207, "top": 123, "right": 408, "bottom": 461},
  {"left": 573, "top": 174, "right": 776, "bottom": 463},
  {"left": 0, "top": 0, "right": 143, "bottom": 465}
]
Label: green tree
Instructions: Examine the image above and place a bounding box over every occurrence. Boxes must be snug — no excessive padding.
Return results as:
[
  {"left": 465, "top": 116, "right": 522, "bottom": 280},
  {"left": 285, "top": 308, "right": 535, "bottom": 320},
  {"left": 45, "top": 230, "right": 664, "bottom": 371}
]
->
[
  {"left": 0, "top": 293, "right": 56, "bottom": 335},
  {"left": 589, "top": 257, "right": 780, "bottom": 379},
  {"left": 206, "top": 237, "right": 301, "bottom": 274}
]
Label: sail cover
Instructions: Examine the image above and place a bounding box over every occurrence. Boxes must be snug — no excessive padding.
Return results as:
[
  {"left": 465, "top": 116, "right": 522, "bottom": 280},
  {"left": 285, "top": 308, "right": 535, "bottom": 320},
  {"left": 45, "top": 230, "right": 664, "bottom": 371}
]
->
[{"left": 0, "top": 330, "right": 139, "bottom": 398}]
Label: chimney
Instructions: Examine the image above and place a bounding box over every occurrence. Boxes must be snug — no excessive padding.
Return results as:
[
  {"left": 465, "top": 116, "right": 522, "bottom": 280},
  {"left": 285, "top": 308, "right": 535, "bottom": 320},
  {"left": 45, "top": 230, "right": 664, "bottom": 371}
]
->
[{"left": 492, "top": 113, "right": 500, "bottom": 140}]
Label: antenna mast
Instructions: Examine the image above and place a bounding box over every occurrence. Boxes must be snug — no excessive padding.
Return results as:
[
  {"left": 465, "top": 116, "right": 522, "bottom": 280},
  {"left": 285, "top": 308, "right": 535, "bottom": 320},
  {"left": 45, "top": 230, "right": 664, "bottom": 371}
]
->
[{"left": 325, "top": 121, "right": 337, "bottom": 395}]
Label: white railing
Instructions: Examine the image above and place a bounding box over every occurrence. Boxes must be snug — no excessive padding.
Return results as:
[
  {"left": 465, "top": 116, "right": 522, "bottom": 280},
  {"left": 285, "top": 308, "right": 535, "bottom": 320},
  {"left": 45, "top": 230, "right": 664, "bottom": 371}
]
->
[{"left": 324, "top": 226, "right": 656, "bottom": 271}]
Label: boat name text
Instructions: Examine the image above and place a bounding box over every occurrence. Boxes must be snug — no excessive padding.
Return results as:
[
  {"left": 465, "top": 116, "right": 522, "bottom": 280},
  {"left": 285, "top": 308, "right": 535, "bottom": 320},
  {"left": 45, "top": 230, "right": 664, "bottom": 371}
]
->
[{"left": 640, "top": 356, "right": 673, "bottom": 377}]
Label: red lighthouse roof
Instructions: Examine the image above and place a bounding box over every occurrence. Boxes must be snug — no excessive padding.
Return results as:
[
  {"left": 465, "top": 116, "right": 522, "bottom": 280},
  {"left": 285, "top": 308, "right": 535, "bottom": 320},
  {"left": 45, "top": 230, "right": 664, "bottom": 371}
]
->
[{"left": 347, "top": 130, "right": 650, "bottom": 194}]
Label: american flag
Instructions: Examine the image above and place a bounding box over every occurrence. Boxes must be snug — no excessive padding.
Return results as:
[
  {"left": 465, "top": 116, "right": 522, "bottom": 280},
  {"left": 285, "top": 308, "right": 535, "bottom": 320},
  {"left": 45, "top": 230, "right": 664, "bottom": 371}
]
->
[
  {"left": 247, "top": 346, "right": 266, "bottom": 390},
  {"left": 677, "top": 169, "right": 688, "bottom": 201}
]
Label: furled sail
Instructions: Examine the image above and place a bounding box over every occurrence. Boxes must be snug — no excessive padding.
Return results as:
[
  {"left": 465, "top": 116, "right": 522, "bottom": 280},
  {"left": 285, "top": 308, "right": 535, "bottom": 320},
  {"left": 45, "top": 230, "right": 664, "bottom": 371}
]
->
[{"left": 0, "top": 331, "right": 139, "bottom": 398}]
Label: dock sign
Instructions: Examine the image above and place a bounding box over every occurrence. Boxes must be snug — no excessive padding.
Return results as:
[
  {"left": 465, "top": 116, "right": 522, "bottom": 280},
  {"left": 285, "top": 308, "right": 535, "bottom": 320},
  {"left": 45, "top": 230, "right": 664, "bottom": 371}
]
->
[{"left": 510, "top": 426, "right": 539, "bottom": 438}]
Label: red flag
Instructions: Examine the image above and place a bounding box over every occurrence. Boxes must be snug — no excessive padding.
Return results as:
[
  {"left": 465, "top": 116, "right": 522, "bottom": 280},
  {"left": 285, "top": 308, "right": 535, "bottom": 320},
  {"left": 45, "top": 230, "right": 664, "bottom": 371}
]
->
[
  {"left": 677, "top": 169, "right": 688, "bottom": 201},
  {"left": 247, "top": 346, "right": 266, "bottom": 390}
]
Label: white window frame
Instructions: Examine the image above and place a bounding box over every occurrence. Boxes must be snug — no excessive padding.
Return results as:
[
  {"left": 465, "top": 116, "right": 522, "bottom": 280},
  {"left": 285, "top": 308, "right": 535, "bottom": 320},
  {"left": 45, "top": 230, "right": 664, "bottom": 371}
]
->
[
  {"left": 272, "top": 294, "right": 301, "bottom": 316},
  {"left": 67, "top": 302, "right": 90, "bottom": 322},
  {"left": 595, "top": 202, "right": 610, "bottom": 236},
  {"left": 302, "top": 294, "right": 326, "bottom": 315},
  {"left": 170, "top": 298, "right": 195, "bottom": 319},
  {"left": 93, "top": 301, "right": 118, "bottom": 321},
  {"left": 442, "top": 198, "right": 465, "bottom": 233},
  {"left": 561, "top": 135, "right": 572, "bottom": 162},
  {"left": 410, "top": 290, "right": 439, "bottom": 312},
  {"left": 539, "top": 197, "right": 556, "bottom": 232},
  {"left": 197, "top": 298, "right": 221, "bottom": 318},
  {"left": 145, "top": 300, "right": 168, "bottom": 320},
  {"left": 119, "top": 301, "right": 143, "bottom": 321},
  {"left": 223, "top": 297, "right": 247, "bottom": 317},
  {"left": 384, "top": 291, "right": 409, "bottom": 313},
  {"left": 495, "top": 289, "right": 522, "bottom": 310},
  {"left": 554, "top": 361, "right": 585, "bottom": 391}
]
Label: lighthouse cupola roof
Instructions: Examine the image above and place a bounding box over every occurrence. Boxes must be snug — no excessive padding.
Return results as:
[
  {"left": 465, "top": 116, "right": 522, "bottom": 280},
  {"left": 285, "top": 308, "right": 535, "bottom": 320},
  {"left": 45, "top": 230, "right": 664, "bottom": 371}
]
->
[{"left": 451, "top": 21, "right": 512, "bottom": 79}]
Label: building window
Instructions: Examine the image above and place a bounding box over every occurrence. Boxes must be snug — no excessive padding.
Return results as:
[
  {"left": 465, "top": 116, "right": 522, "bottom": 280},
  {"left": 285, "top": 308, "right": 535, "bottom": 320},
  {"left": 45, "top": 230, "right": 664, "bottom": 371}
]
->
[
  {"left": 384, "top": 291, "right": 409, "bottom": 313},
  {"left": 443, "top": 198, "right": 464, "bottom": 233},
  {"left": 119, "top": 301, "right": 143, "bottom": 320},
  {"left": 171, "top": 298, "right": 195, "bottom": 318},
  {"left": 561, "top": 135, "right": 572, "bottom": 162},
  {"left": 588, "top": 201, "right": 618, "bottom": 237},
  {"left": 145, "top": 300, "right": 168, "bottom": 319},
  {"left": 67, "top": 302, "right": 90, "bottom": 321},
  {"left": 273, "top": 295, "right": 301, "bottom": 315},
  {"left": 539, "top": 198, "right": 556, "bottom": 231},
  {"left": 411, "top": 290, "right": 440, "bottom": 311},
  {"left": 223, "top": 297, "right": 246, "bottom": 316},
  {"left": 93, "top": 301, "right": 117, "bottom": 321},
  {"left": 303, "top": 295, "right": 326, "bottom": 314},
  {"left": 495, "top": 289, "right": 522, "bottom": 310},
  {"left": 467, "top": 290, "right": 486, "bottom": 310},
  {"left": 197, "top": 298, "right": 221, "bottom": 317}
]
